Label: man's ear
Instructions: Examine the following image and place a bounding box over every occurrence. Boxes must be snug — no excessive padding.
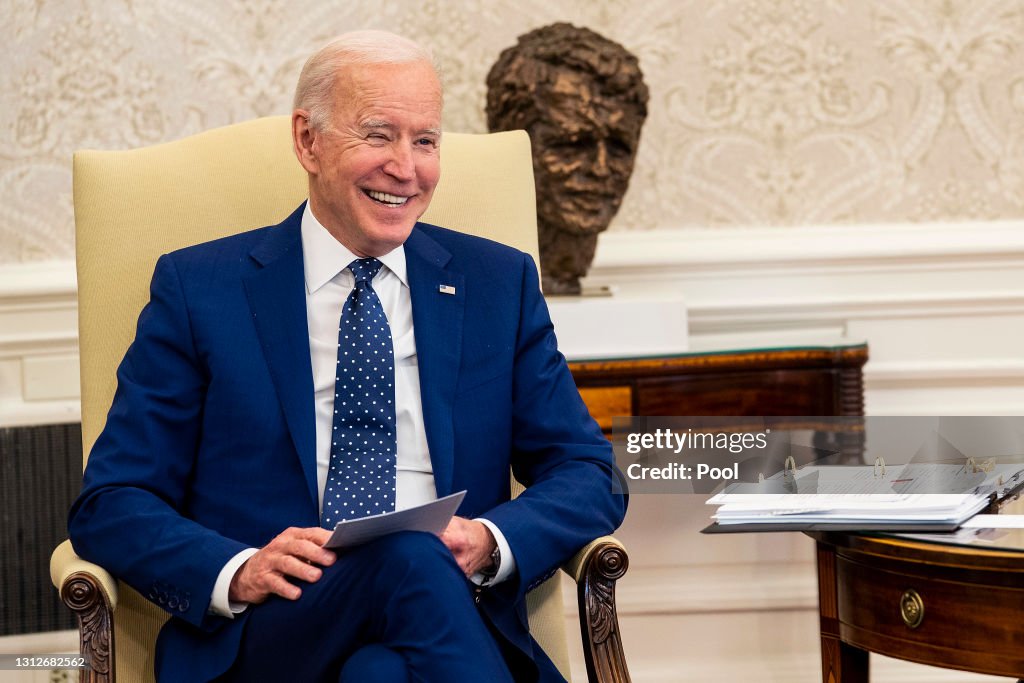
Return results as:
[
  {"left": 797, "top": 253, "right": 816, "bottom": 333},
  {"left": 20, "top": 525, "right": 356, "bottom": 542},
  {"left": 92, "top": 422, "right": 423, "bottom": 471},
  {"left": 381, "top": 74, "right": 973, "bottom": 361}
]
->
[{"left": 292, "top": 110, "right": 319, "bottom": 175}]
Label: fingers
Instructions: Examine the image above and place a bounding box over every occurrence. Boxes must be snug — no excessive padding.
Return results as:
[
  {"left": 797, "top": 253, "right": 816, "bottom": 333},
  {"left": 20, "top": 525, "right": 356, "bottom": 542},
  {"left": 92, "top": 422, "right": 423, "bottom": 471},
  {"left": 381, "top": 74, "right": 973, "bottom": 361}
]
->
[
  {"left": 276, "top": 527, "right": 336, "bottom": 565},
  {"left": 290, "top": 525, "right": 334, "bottom": 547},
  {"left": 278, "top": 552, "right": 323, "bottom": 581},
  {"left": 229, "top": 527, "right": 337, "bottom": 604},
  {"left": 255, "top": 568, "right": 303, "bottom": 602}
]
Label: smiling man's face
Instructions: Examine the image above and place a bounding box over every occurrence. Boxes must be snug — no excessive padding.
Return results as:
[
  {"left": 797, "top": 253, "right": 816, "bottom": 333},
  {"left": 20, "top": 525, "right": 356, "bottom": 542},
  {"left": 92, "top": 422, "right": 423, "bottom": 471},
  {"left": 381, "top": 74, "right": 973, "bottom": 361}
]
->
[{"left": 297, "top": 60, "right": 442, "bottom": 257}]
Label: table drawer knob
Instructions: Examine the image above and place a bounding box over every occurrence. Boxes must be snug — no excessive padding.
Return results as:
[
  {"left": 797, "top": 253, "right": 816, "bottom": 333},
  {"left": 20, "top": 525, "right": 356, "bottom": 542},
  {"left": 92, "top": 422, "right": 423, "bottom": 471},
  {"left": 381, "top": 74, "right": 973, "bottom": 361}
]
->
[{"left": 899, "top": 589, "right": 925, "bottom": 629}]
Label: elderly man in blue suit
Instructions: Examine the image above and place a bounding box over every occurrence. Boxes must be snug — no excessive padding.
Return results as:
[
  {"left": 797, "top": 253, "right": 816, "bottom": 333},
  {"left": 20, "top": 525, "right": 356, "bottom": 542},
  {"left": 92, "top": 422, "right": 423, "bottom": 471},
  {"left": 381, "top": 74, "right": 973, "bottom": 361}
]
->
[{"left": 69, "top": 30, "right": 624, "bottom": 683}]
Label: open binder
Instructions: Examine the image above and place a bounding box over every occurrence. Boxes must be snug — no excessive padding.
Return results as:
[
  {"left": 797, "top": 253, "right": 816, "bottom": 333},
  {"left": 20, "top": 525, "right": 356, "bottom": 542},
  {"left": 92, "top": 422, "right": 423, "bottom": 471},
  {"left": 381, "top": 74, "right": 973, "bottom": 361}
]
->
[{"left": 701, "top": 459, "right": 1024, "bottom": 534}]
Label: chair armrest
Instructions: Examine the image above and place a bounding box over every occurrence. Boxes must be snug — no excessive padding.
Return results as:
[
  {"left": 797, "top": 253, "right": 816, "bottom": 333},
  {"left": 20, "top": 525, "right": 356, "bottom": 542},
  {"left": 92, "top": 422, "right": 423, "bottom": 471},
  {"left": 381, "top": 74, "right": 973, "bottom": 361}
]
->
[
  {"left": 51, "top": 540, "right": 118, "bottom": 608},
  {"left": 50, "top": 540, "right": 117, "bottom": 682},
  {"left": 563, "top": 535, "right": 625, "bottom": 584},
  {"left": 564, "top": 536, "right": 631, "bottom": 683}
]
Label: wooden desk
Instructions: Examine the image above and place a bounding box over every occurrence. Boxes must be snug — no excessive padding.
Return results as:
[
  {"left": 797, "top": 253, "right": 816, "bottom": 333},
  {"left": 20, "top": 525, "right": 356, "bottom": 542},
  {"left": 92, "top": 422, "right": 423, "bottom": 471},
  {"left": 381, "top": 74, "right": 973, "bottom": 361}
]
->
[
  {"left": 568, "top": 342, "right": 869, "bottom": 432},
  {"left": 810, "top": 495, "right": 1024, "bottom": 681},
  {"left": 566, "top": 341, "right": 872, "bottom": 678}
]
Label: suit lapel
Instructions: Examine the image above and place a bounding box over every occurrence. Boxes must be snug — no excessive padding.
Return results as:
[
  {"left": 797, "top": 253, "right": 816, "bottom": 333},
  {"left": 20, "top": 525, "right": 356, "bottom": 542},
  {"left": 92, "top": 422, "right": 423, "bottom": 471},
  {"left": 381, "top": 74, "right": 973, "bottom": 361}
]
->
[
  {"left": 405, "top": 226, "right": 464, "bottom": 498},
  {"left": 242, "top": 204, "right": 319, "bottom": 509}
]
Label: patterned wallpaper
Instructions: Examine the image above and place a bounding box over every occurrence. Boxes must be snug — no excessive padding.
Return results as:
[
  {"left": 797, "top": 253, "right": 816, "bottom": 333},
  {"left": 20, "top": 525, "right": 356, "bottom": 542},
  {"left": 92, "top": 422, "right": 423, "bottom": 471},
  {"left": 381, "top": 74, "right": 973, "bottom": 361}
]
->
[{"left": 2, "top": 0, "right": 1023, "bottom": 263}]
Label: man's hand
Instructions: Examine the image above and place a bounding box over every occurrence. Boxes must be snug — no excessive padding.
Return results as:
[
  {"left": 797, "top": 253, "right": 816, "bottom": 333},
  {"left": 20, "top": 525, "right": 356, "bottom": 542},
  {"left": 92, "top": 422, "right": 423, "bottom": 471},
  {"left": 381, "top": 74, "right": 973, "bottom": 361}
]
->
[
  {"left": 440, "top": 517, "right": 497, "bottom": 577},
  {"left": 229, "top": 527, "right": 336, "bottom": 604}
]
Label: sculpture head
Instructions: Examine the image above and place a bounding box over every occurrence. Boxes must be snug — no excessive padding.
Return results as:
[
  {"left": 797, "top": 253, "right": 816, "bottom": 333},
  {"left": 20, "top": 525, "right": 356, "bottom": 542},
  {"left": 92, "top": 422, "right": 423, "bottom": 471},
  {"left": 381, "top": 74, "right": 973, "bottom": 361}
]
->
[{"left": 486, "top": 23, "right": 648, "bottom": 293}]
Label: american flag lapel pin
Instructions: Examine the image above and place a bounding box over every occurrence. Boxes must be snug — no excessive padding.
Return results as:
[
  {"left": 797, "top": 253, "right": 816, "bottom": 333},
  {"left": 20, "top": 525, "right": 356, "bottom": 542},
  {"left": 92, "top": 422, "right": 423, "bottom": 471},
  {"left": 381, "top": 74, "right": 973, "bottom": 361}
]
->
[{"left": 439, "top": 284, "right": 457, "bottom": 295}]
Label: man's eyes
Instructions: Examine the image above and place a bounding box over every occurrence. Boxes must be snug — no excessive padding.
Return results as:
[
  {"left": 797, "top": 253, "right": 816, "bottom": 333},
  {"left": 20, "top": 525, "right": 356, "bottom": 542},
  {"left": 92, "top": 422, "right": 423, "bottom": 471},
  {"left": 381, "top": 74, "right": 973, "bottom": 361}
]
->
[{"left": 365, "top": 133, "right": 437, "bottom": 148}]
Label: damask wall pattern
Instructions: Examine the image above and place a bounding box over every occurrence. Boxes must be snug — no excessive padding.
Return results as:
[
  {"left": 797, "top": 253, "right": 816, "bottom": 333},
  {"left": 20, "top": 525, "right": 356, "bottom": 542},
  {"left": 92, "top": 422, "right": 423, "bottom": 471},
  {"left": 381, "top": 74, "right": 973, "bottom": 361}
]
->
[{"left": 2, "top": 0, "right": 1023, "bottom": 263}]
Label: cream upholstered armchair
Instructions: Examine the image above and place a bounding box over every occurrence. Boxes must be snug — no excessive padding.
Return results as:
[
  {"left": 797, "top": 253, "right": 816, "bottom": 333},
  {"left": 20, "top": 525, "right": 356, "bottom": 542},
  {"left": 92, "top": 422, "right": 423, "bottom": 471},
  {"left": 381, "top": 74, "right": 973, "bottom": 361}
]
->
[{"left": 50, "top": 116, "right": 631, "bottom": 683}]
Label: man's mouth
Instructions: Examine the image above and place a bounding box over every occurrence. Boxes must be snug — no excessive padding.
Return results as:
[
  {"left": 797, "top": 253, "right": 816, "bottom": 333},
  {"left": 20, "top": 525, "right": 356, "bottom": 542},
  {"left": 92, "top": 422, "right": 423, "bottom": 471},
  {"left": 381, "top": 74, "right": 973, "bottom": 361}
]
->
[{"left": 364, "top": 190, "right": 410, "bottom": 207}]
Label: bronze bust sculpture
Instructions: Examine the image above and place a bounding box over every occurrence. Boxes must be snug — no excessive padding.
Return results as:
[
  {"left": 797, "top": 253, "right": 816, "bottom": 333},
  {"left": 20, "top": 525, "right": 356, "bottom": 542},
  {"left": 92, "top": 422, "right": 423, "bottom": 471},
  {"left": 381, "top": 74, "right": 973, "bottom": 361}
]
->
[{"left": 486, "top": 23, "right": 648, "bottom": 295}]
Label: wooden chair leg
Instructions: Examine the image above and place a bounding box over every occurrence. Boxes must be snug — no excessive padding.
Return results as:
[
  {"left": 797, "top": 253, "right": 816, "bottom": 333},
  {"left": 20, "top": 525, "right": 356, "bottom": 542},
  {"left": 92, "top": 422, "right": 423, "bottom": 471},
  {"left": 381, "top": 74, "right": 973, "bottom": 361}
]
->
[
  {"left": 60, "top": 572, "right": 115, "bottom": 683},
  {"left": 577, "top": 541, "right": 631, "bottom": 683}
]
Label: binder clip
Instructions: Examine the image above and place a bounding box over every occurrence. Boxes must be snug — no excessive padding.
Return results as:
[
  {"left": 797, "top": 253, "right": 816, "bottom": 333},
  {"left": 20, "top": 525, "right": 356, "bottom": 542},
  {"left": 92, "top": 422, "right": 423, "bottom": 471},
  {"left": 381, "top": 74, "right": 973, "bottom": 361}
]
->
[
  {"left": 965, "top": 457, "right": 992, "bottom": 473},
  {"left": 783, "top": 456, "right": 798, "bottom": 479}
]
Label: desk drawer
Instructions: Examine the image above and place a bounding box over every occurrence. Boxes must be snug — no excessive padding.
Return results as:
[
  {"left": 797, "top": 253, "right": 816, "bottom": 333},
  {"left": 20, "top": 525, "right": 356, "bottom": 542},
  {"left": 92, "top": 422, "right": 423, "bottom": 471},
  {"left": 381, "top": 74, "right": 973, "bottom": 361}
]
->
[
  {"left": 577, "top": 385, "right": 631, "bottom": 433},
  {"left": 835, "top": 552, "right": 1024, "bottom": 675}
]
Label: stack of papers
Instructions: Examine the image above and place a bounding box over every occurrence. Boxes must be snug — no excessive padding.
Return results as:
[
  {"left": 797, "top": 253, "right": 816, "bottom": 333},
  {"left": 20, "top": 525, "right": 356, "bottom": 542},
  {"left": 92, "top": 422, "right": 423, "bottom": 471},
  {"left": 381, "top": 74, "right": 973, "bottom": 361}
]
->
[
  {"left": 703, "top": 463, "right": 1024, "bottom": 531},
  {"left": 708, "top": 492, "right": 990, "bottom": 527}
]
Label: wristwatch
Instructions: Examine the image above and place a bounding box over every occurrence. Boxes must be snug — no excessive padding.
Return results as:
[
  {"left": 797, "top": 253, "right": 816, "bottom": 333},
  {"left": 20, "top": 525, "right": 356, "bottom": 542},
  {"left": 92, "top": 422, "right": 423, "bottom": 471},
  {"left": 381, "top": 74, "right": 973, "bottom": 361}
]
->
[{"left": 479, "top": 545, "right": 502, "bottom": 585}]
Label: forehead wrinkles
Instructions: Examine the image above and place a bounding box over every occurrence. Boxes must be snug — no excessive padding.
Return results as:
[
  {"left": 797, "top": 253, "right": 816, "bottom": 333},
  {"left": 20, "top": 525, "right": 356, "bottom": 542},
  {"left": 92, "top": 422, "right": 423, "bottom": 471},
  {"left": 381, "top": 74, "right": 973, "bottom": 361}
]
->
[
  {"left": 336, "top": 63, "right": 441, "bottom": 117},
  {"left": 339, "top": 96, "right": 441, "bottom": 138}
]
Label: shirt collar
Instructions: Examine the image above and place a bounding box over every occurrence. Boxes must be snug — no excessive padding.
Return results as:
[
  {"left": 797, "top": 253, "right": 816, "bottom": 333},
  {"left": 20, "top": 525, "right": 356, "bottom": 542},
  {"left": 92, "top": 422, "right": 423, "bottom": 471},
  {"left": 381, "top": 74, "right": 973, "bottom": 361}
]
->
[{"left": 300, "top": 201, "right": 408, "bottom": 294}]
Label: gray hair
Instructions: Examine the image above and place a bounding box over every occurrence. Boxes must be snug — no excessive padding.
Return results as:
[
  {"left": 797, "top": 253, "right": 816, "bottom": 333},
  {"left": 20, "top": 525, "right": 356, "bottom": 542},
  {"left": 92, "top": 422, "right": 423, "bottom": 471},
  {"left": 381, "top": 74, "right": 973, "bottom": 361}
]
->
[{"left": 294, "top": 30, "right": 439, "bottom": 132}]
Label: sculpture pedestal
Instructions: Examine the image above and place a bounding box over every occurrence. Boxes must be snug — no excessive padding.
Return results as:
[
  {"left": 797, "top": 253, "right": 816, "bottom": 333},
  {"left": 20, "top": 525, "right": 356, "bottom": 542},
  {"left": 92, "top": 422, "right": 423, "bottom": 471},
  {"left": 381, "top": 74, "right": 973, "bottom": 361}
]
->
[{"left": 546, "top": 288, "right": 689, "bottom": 362}]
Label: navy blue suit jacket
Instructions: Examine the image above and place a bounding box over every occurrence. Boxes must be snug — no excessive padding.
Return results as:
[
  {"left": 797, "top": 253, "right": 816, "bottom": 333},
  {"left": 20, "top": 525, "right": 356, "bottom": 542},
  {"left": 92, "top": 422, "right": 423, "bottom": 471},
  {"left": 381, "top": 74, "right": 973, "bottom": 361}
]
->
[{"left": 69, "top": 203, "right": 625, "bottom": 681}]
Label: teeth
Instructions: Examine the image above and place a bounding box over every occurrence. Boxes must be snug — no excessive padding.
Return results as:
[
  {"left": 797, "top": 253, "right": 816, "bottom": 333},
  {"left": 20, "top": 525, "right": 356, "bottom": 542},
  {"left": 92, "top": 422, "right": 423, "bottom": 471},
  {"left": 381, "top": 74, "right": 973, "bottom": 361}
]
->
[{"left": 367, "top": 190, "right": 409, "bottom": 206}]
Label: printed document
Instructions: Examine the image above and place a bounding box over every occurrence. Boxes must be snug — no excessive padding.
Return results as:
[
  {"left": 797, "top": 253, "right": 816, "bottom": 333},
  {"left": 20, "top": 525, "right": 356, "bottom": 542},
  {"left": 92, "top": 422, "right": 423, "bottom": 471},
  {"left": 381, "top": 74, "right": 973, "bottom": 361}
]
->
[{"left": 324, "top": 490, "right": 466, "bottom": 548}]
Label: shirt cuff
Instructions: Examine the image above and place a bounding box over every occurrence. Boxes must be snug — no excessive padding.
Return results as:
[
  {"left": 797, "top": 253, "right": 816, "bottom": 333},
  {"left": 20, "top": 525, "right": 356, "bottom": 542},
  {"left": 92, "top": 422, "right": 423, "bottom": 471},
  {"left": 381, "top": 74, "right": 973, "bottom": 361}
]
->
[
  {"left": 208, "top": 547, "right": 259, "bottom": 618},
  {"left": 470, "top": 517, "right": 516, "bottom": 586}
]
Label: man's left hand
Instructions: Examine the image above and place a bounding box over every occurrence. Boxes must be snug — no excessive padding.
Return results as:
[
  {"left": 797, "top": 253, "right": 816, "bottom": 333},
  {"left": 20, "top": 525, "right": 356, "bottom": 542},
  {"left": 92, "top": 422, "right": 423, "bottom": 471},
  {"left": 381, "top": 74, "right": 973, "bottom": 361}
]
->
[{"left": 440, "top": 517, "right": 496, "bottom": 577}]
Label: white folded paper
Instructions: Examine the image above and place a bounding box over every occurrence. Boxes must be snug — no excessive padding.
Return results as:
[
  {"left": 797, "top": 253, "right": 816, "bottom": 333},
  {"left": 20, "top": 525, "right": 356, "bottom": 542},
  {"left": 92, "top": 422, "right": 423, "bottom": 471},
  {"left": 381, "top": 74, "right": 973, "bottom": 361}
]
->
[{"left": 324, "top": 490, "right": 466, "bottom": 549}]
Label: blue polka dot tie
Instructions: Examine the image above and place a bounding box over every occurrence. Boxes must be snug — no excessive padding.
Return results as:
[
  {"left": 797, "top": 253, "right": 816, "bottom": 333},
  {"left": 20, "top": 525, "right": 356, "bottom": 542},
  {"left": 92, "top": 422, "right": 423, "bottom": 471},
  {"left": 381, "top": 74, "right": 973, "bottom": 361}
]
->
[{"left": 321, "top": 258, "right": 397, "bottom": 528}]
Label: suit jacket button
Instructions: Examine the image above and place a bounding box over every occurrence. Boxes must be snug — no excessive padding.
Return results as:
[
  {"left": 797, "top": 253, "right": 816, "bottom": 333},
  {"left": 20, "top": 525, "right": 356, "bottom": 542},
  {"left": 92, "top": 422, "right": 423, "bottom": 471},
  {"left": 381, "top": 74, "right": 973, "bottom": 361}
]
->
[
  {"left": 180, "top": 599, "right": 190, "bottom": 612},
  {"left": 168, "top": 596, "right": 179, "bottom": 609}
]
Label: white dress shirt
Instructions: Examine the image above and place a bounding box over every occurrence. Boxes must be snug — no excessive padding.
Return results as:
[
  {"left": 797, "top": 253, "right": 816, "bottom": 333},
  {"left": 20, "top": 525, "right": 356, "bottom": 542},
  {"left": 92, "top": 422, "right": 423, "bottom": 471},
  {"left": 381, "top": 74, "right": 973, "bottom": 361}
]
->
[{"left": 209, "top": 204, "right": 514, "bottom": 617}]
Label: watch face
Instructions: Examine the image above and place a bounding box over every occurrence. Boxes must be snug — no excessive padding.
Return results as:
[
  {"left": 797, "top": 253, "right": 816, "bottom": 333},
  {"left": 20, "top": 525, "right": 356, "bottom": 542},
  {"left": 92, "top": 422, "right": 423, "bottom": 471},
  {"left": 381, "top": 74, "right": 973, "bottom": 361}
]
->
[{"left": 480, "top": 546, "right": 501, "bottom": 583}]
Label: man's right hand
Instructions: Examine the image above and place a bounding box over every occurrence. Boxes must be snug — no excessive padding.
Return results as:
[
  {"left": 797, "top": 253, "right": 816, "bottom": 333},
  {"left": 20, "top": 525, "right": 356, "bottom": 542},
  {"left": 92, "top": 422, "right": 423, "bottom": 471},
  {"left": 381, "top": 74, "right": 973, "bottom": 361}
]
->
[{"left": 229, "top": 527, "right": 336, "bottom": 604}]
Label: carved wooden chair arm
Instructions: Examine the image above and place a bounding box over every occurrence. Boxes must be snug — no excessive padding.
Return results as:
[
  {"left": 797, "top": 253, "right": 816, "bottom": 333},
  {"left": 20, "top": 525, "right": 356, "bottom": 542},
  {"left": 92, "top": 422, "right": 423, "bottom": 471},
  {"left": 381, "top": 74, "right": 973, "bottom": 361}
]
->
[
  {"left": 50, "top": 540, "right": 116, "bottom": 682},
  {"left": 563, "top": 536, "right": 631, "bottom": 683}
]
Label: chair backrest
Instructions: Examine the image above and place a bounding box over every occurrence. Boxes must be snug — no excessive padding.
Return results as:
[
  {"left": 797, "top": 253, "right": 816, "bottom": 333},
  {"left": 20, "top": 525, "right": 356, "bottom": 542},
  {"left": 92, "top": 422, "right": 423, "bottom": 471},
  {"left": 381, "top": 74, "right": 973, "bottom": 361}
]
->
[{"left": 73, "top": 116, "right": 569, "bottom": 679}]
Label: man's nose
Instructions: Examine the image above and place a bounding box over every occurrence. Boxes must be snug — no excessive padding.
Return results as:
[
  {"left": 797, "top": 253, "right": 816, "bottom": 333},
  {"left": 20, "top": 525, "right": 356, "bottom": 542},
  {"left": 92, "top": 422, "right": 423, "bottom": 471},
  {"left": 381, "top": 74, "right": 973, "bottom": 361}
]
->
[{"left": 384, "top": 143, "right": 416, "bottom": 181}]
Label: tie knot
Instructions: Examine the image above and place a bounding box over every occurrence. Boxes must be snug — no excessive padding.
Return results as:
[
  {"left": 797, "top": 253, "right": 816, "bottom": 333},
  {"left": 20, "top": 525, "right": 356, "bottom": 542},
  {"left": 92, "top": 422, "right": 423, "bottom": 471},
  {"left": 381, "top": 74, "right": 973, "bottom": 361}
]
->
[{"left": 348, "top": 258, "right": 383, "bottom": 285}]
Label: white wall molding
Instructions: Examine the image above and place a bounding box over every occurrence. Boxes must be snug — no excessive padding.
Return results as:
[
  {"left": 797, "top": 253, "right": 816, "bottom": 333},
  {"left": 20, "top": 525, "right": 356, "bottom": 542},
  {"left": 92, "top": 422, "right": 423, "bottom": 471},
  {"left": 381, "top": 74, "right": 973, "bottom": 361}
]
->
[
  {"left": 0, "top": 260, "right": 79, "bottom": 426},
  {"left": 584, "top": 220, "right": 1024, "bottom": 417},
  {"left": 588, "top": 222, "right": 1024, "bottom": 322},
  {"left": 591, "top": 220, "right": 1024, "bottom": 274},
  {"left": 605, "top": 562, "right": 818, "bottom": 616},
  {"left": 0, "top": 260, "right": 77, "bottom": 353}
]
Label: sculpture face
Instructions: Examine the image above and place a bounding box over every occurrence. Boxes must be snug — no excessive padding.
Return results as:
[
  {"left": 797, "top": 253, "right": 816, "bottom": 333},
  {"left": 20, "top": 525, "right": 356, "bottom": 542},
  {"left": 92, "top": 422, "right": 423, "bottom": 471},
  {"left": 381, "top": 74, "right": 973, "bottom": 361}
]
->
[
  {"left": 485, "top": 22, "right": 648, "bottom": 294},
  {"left": 531, "top": 70, "right": 645, "bottom": 238}
]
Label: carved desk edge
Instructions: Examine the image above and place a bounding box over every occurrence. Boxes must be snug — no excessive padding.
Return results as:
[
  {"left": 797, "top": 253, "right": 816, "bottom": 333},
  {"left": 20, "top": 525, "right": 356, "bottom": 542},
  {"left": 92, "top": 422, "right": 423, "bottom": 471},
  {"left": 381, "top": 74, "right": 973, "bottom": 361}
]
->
[
  {"left": 808, "top": 531, "right": 1024, "bottom": 578},
  {"left": 60, "top": 571, "right": 115, "bottom": 683},
  {"left": 567, "top": 345, "right": 869, "bottom": 381}
]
